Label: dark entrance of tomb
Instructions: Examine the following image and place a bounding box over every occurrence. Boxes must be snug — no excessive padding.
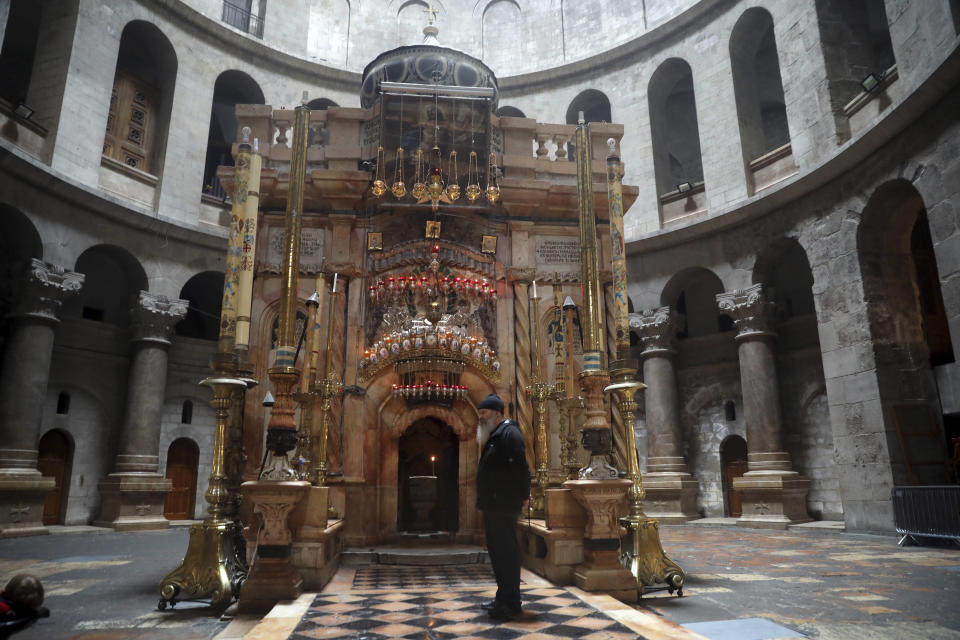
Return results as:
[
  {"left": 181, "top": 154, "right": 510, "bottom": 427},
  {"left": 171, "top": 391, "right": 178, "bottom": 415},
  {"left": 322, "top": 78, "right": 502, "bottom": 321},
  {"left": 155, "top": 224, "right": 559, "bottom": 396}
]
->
[
  {"left": 398, "top": 417, "right": 458, "bottom": 533},
  {"left": 163, "top": 438, "right": 199, "bottom": 520},
  {"left": 721, "top": 435, "right": 748, "bottom": 517},
  {"left": 38, "top": 430, "right": 72, "bottom": 525}
]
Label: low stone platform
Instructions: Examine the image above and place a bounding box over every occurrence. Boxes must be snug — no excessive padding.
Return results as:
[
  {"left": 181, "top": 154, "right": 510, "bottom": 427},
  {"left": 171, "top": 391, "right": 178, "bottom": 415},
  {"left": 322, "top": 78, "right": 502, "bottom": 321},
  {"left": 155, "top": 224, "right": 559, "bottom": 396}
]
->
[{"left": 342, "top": 543, "right": 489, "bottom": 566}]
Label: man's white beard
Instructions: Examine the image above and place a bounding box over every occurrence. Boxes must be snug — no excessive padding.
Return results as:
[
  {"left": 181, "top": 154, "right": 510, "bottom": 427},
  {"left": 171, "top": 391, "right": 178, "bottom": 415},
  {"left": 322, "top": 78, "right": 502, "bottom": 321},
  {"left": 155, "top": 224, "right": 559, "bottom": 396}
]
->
[{"left": 476, "top": 416, "right": 499, "bottom": 448}]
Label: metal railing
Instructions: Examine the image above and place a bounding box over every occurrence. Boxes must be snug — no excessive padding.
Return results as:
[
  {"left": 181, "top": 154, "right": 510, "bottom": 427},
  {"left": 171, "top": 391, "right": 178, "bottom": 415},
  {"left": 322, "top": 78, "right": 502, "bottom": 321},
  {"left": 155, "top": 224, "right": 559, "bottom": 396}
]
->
[
  {"left": 891, "top": 485, "right": 960, "bottom": 546},
  {"left": 221, "top": 1, "right": 264, "bottom": 38}
]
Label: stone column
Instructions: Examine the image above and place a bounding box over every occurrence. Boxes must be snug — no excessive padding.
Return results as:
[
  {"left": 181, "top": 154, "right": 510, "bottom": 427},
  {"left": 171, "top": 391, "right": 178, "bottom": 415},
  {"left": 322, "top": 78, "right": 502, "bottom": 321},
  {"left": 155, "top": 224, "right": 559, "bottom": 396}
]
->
[
  {"left": 95, "top": 291, "right": 187, "bottom": 531},
  {"left": 632, "top": 307, "right": 699, "bottom": 523},
  {"left": 0, "top": 260, "right": 83, "bottom": 537},
  {"left": 717, "top": 284, "right": 811, "bottom": 528}
]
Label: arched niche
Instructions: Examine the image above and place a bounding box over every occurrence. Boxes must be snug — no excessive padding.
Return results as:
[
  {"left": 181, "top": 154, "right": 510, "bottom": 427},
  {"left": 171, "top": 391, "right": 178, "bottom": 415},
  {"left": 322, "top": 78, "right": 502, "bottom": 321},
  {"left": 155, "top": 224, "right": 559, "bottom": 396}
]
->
[
  {"left": 495, "top": 106, "right": 526, "bottom": 118},
  {"left": 0, "top": 205, "right": 42, "bottom": 323},
  {"left": 660, "top": 267, "right": 724, "bottom": 339},
  {"left": 202, "top": 70, "right": 265, "bottom": 199},
  {"left": 752, "top": 238, "right": 816, "bottom": 321},
  {"left": 67, "top": 245, "right": 148, "bottom": 327},
  {"left": 176, "top": 271, "right": 223, "bottom": 340},
  {"left": 482, "top": 0, "right": 522, "bottom": 74},
  {"left": 730, "top": 8, "right": 791, "bottom": 180},
  {"left": 857, "top": 179, "right": 952, "bottom": 484},
  {"left": 102, "top": 21, "right": 178, "bottom": 176}
]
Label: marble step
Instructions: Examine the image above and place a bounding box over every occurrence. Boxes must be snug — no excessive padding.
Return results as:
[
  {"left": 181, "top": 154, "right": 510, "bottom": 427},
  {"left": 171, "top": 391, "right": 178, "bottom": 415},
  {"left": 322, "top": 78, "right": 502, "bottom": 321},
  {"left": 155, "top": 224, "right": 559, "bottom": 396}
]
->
[{"left": 342, "top": 545, "right": 489, "bottom": 566}]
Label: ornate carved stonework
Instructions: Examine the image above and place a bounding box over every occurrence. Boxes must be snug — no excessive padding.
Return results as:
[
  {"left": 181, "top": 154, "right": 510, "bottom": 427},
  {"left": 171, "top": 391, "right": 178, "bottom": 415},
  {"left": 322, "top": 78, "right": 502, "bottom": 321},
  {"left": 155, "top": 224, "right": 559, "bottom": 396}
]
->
[
  {"left": 716, "top": 283, "right": 776, "bottom": 339},
  {"left": 14, "top": 259, "right": 84, "bottom": 323},
  {"left": 631, "top": 306, "right": 677, "bottom": 356},
  {"left": 131, "top": 291, "right": 188, "bottom": 344}
]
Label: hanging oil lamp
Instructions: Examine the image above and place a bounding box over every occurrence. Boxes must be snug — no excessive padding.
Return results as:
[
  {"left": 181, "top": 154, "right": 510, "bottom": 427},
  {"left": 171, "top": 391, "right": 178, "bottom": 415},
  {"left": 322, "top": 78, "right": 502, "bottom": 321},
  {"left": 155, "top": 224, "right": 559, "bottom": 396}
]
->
[
  {"left": 411, "top": 148, "right": 428, "bottom": 200},
  {"left": 466, "top": 150, "right": 481, "bottom": 203},
  {"left": 446, "top": 150, "right": 460, "bottom": 202},
  {"left": 371, "top": 145, "right": 387, "bottom": 197},
  {"left": 391, "top": 147, "right": 406, "bottom": 199},
  {"left": 485, "top": 152, "right": 501, "bottom": 204}
]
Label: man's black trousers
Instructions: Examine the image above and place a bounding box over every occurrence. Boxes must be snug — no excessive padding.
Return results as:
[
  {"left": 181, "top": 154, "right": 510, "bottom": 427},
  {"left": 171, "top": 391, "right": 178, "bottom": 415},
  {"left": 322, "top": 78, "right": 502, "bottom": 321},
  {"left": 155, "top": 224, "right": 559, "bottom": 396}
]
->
[{"left": 483, "top": 510, "right": 522, "bottom": 609}]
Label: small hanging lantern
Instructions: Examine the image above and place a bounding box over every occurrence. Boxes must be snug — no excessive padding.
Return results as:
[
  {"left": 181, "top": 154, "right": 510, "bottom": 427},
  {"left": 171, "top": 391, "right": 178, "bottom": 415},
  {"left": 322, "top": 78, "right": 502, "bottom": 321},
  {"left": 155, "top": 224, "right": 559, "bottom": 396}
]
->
[
  {"left": 466, "top": 150, "right": 481, "bottom": 203},
  {"left": 371, "top": 145, "right": 387, "bottom": 197},
  {"left": 391, "top": 147, "right": 407, "bottom": 199}
]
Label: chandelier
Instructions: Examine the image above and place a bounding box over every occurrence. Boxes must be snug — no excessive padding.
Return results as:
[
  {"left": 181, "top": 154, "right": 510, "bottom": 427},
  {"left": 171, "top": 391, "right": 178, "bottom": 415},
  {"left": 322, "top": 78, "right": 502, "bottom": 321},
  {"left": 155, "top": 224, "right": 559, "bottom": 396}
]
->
[{"left": 359, "top": 244, "right": 501, "bottom": 400}]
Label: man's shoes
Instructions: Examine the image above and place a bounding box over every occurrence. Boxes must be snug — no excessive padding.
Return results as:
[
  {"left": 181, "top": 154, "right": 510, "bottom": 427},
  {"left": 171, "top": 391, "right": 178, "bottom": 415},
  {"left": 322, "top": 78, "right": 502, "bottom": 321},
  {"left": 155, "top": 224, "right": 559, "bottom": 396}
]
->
[
  {"left": 480, "top": 600, "right": 497, "bottom": 611},
  {"left": 486, "top": 603, "right": 522, "bottom": 620}
]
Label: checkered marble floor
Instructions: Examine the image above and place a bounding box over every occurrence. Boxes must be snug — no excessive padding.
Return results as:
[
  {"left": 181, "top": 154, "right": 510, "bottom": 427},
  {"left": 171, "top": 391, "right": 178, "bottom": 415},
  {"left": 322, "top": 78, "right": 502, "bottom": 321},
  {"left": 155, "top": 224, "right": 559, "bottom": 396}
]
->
[
  {"left": 289, "top": 584, "right": 646, "bottom": 639},
  {"left": 351, "top": 564, "right": 496, "bottom": 589}
]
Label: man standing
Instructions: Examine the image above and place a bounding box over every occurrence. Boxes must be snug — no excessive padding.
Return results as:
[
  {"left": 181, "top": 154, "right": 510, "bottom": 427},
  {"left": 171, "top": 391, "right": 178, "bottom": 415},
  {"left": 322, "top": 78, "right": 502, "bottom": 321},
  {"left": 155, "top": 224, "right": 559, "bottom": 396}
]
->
[{"left": 475, "top": 393, "right": 530, "bottom": 619}]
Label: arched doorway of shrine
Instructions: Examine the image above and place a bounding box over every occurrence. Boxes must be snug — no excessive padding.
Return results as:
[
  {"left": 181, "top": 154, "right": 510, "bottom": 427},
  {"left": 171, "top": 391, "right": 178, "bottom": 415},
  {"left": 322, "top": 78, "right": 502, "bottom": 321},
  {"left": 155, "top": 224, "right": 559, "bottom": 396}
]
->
[
  {"left": 397, "top": 417, "right": 459, "bottom": 533},
  {"left": 38, "top": 429, "right": 72, "bottom": 525},
  {"left": 163, "top": 438, "right": 199, "bottom": 520},
  {"left": 720, "top": 435, "right": 748, "bottom": 517}
]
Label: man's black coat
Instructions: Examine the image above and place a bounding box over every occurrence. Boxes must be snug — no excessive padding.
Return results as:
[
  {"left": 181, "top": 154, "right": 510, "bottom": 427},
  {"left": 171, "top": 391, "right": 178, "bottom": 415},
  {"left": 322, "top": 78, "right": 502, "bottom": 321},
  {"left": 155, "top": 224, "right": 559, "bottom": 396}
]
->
[{"left": 476, "top": 419, "right": 531, "bottom": 514}]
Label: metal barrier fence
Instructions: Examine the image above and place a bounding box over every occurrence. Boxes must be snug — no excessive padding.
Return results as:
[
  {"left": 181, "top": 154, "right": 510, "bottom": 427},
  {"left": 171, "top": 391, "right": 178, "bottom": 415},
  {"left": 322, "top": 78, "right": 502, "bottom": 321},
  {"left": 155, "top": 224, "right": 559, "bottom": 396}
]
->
[{"left": 891, "top": 485, "right": 960, "bottom": 546}]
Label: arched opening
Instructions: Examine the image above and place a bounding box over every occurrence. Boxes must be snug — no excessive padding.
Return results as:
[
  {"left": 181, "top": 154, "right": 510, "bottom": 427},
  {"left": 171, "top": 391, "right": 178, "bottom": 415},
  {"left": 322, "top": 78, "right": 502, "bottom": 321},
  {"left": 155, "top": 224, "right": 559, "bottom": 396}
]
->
[
  {"left": 720, "top": 435, "right": 747, "bottom": 517},
  {"left": 482, "top": 0, "right": 523, "bottom": 74},
  {"left": 176, "top": 271, "right": 224, "bottom": 341},
  {"left": 397, "top": 417, "right": 459, "bottom": 533},
  {"left": 102, "top": 21, "right": 177, "bottom": 176},
  {"left": 202, "top": 70, "right": 264, "bottom": 200},
  {"left": 0, "top": 206, "right": 42, "bottom": 348},
  {"left": 564, "top": 89, "right": 612, "bottom": 161},
  {"left": 0, "top": 0, "right": 42, "bottom": 107},
  {"left": 814, "top": 0, "right": 896, "bottom": 138},
  {"left": 67, "top": 245, "right": 148, "bottom": 327},
  {"left": 495, "top": 106, "right": 526, "bottom": 118},
  {"left": 730, "top": 8, "right": 793, "bottom": 194},
  {"left": 753, "top": 238, "right": 817, "bottom": 322},
  {"left": 660, "top": 267, "right": 724, "bottom": 339},
  {"left": 858, "top": 180, "right": 952, "bottom": 485},
  {"left": 397, "top": 0, "right": 429, "bottom": 46},
  {"left": 38, "top": 429, "right": 72, "bottom": 525},
  {"left": 648, "top": 58, "right": 705, "bottom": 222},
  {"left": 163, "top": 438, "right": 199, "bottom": 520}
]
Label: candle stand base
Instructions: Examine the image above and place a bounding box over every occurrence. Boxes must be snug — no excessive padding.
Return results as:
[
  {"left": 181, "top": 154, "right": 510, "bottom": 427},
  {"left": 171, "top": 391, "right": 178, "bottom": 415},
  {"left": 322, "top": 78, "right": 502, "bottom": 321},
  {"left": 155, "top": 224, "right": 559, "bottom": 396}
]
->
[{"left": 158, "top": 518, "right": 247, "bottom": 608}]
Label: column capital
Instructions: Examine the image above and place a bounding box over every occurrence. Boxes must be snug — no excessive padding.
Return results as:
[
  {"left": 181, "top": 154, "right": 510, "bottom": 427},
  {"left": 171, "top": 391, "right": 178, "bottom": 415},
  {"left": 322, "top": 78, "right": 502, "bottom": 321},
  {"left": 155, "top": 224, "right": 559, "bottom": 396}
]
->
[
  {"left": 506, "top": 266, "right": 536, "bottom": 284},
  {"left": 13, "top": 259, "right": 84, "bottom": 324},
  {"left": 631, "top": 306, "right": 677, "bottom": 357},
  {"left": 131, "top": 291, "right": 188, "bottom": 344},
  {"left": 716, "top": 284, "right": 776, "bottom": 341}
]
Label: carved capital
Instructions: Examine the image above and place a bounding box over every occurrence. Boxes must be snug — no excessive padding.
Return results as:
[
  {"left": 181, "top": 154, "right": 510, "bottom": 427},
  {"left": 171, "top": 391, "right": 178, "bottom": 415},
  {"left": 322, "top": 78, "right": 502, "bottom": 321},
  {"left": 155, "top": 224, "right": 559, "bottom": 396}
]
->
[
  {"left": 506, "top": 267, "right": 536, "bottom": 285},
  {"left": 131, "top": 291, "right": 188, "bottom": 344},
  {"left": 632, "top": 306, "right": 676, "bottom": 356},
  {"left": 716, "top": 284, "right": 776, "bottom": 340},
  {"left": 13, "top": 259, "right": 84, "bottom": 323}
]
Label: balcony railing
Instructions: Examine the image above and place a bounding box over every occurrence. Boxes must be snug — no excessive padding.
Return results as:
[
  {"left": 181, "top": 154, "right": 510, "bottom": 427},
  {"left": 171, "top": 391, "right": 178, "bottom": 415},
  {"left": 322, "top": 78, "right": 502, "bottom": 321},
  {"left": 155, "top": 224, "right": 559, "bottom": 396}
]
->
[{"left": 222, "top": 1, "right": 264, "bottom": 38}]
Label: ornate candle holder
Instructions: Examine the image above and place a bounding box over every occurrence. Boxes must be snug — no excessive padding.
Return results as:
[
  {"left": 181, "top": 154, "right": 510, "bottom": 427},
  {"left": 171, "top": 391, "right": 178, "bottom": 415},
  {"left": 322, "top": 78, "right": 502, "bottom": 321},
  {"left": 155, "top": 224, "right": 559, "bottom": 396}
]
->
[
  {"left": 606, "top": 363, "right": 685, "bottom": 597},
  {"left": 526, "top": 286, "right": 553, "bottom": 518},
  {"left": 158, "top": 360, "right": 248, "bottom": 609}
]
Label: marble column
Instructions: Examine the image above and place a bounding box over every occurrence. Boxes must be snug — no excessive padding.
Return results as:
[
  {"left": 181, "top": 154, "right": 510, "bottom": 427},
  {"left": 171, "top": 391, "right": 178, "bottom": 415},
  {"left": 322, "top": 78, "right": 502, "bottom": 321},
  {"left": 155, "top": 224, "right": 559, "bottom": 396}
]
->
[
  {"left": 717, "top": 284, "right": 811, "bottom": 528},
  {"left": 95, "top": 291, "right": 187, "bottom": 531},
  {"left": 631, "top": 307, "right": 699, "bottom": 523},
  {"left": 0, "top": 260, "right": 83, "bottom": 537}
]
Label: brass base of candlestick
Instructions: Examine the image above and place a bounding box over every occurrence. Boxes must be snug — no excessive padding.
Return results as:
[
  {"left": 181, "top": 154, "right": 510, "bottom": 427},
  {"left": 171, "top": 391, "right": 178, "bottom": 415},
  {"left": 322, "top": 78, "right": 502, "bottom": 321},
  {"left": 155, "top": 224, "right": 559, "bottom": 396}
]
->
[
  {"left": 158, "top": 519, "right": 247, "bottom": 608},
  {"left": 619, "top": 513, "right": 685, "bottom": 597}
]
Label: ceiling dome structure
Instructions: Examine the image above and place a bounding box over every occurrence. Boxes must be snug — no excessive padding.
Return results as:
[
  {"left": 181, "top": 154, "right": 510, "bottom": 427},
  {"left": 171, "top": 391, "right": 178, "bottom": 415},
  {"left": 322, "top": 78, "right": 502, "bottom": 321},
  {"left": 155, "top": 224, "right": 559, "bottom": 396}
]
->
[{"left": 360, "top": 25, "right": 499, "bottom": 109}]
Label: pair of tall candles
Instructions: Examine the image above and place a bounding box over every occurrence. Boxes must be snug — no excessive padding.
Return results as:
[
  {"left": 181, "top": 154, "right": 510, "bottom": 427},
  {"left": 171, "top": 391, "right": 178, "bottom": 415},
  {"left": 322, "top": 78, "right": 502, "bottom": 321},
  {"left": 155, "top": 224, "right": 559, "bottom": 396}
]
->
[{"left": 300, "top": 273, "right": 338, "bottom": 393}]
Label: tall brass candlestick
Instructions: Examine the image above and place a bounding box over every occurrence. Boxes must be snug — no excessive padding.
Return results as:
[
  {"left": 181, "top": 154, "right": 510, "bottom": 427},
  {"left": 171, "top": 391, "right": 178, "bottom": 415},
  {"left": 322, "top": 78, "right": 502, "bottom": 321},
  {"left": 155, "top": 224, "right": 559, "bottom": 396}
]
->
[
  {"left": 605, "top": 138, "right": 630, "bottom": 359},
  {"left": 263, "top": 103, "right": 310, "bottom": 478},
  {"left": 561, "top": 296, "right": 582, "bottom": 479},
  {"left": 606, "top": 375, "right": 685, "bottom": 596},
  {"left": 313, "top": 282, "right": 343, "bottom": 487},
  {"left": 573, "top": 113, "right": 616, "bottom": 480},
  {"left": 526, "top": 284, "right": 552, "bottom": 517}
]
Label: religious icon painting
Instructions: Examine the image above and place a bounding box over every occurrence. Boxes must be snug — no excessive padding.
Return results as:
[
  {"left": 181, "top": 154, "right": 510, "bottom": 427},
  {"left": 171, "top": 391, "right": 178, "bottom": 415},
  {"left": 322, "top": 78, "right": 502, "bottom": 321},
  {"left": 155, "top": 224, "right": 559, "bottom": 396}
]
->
[
  {"left": 425, "top": 220, "right": 441, "bottom": 239},
  {"left": 367, "top": 231, "right": 382, "bottom": 251},
  {"left": 481, "top": 234, "right": 497, "bottom": 254}
]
